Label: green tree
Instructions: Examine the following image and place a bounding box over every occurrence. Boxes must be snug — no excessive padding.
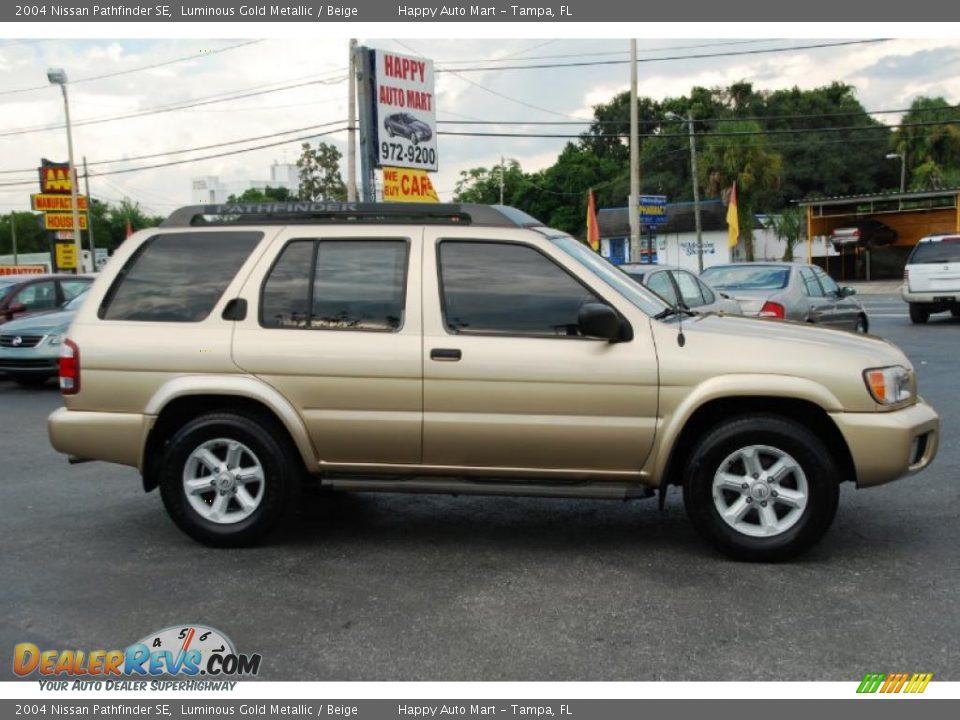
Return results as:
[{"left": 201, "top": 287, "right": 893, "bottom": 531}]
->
[
  {"left": 891, "top": 97, "right": 960, "bottom": 190},
  {"left": 453, "top": 159, "right": 525, "bottom": 204},
  {"left": 0, "top": 211, "right": 47, "bottom": 256},
  {"left": 296, "top": 142, "right": 346, "bottom": 201},
  {"left": 765, "top": 207, "right": 804, "bottom": 261},
  {"left": 700, "top": 120, "right": 783, "bottom": 260},
  {"left": 227, "top": 186, "right": 294, "bottom": 203}
]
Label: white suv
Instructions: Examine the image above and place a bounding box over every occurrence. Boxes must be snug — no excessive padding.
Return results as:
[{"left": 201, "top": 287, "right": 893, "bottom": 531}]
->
[{"left": 902, "top": 234, "right": 960, "bottom": 324}]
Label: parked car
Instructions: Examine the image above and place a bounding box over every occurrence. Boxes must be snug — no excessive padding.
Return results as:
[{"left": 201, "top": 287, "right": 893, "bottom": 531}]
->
[
  {"left": 619, "top": 263, "right": 741, "bottom": 314},
  {"left": 901, "top": 234, "right": 960, "bottom": 324},
  {"left": 829, "top": 219, "right": 897, "bottom": 251},
  {"left": 48, "top": 202, "right": 938, "bottom": 561},
  {"left": 383, "top": 112, "right": 432, "bottom": 144},
  {"left": 0, "top": 273, "right": 93, "bottom": 326},
  {"left": 0, "top": 289, "right": 89, "bottom": 387},
  {"left": 700, "top": 262, "right": 869, "bottom": 333}
]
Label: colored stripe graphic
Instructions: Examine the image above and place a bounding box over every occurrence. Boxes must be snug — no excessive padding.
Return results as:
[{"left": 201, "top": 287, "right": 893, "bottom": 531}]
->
[{"left": 857, "top": 672, "right": 931, "bottom": 693}]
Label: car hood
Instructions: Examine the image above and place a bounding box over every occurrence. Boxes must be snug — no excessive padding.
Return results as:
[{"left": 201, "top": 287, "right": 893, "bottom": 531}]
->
[
  {"left": 652, "top": 313, "right": 912, "bottom": 412},
  {"left": 0, "top": 309, "right": 74, "bottom": 335}
]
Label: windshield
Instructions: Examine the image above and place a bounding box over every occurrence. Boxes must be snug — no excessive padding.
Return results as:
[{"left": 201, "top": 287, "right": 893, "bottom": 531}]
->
[
  {"left": 63, "top": 289, "right": 90, "bottom": 311},
  {"left": 909, "top": 238, "right": 960, "bottom": 264},
  {"left": 550, "top": 236, "right": 669, "bottom": 316},
  {"left": 701, "top": 265, "right": 790, "bottom": 291}
]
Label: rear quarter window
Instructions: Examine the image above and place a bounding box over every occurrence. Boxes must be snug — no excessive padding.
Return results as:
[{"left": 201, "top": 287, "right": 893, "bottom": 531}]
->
[{"left": 98, "top": 231, "right": 262, "bottom": 322}]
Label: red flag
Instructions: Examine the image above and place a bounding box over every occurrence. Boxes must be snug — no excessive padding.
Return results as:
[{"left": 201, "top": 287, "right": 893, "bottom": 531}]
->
[
  {"left": 586, "top": 190, "right": 600, "bottom": 252},
  {"left": 125, "top": 220, "right": 133, "bottom": 238}
]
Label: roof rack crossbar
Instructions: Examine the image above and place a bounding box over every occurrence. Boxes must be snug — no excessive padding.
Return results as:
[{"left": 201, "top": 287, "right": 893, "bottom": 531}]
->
[{"left": 160, "top": 202, "right": 542, "bottom": 229}]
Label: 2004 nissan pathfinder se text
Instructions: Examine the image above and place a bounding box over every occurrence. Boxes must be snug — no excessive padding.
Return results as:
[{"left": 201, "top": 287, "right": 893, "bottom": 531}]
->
[{"left": 48, "top": 203, "right": 939, "bottom": 561}]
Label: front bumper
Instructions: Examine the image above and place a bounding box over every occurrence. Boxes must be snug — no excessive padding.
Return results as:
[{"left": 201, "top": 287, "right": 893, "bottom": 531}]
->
[
  {"left": 831, "top": 399, "right": 939, "bottom": 488},
  {"left": 0, "top": 348, "right": 58, "bottom": 375},
  {"left": 48, "top": 407, "right": 149, "bottom": 469}
]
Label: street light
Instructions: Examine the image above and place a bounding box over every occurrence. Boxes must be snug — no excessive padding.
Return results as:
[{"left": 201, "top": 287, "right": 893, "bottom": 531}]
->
[
  {"left": 667, "top": 110, "right": 703, "bottom": 272},
  {"left": 47, "top": 67, "right": 83, "bottom": 274},
  {"left": 886, "top": 152, "right": 906, "bottom": 194}
]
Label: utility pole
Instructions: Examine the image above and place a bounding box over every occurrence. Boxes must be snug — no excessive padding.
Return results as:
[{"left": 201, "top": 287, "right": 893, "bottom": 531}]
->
[
  {"left": 10, "top": 212, "right": 18, "bottom": 266},
  {"left": 499, "top": 156, "right": 505, "bottom": 205},
  {"left": 628, "top": 40, "right": 640, "bottom": 264},
  {"left": 347, "top": 39, "right": 358, "bottom": 202},
  {"left": 48, "top": 69, "right": 83, "bottom": 274},
  {"left": 687, "top": 111, "right": 703, "bottom": 272},
  {"left": 82, "top": 156, "right": 97, "bottom": 270}
]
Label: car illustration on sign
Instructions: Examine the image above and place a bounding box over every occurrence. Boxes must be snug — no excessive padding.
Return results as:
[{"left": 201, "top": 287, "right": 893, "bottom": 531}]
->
[{"left": 383, "top": 112, "right": 433, "bottom": 145}]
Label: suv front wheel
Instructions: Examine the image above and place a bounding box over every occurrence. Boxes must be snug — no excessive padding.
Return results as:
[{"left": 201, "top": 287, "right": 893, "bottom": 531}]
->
[
  {"left": 159, "top": 412, "right": 299, "bottom": 547},
  {"left": 683, "top": 414, "right": 840, "bottom": 562}
]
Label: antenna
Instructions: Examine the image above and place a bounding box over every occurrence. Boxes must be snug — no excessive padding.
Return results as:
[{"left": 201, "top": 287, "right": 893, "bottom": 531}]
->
[{"left": 675, "top": 228, "right": 686, "bottom": 347}]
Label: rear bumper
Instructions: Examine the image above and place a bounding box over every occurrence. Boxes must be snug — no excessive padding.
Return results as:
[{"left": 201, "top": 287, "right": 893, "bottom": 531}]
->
[
  {"left": 831, "top": 399, "right": 939, "bottom": 488},
  {"left": 48, "top": 407, "right": 148, "bottom": 470},
  {"left": 902, "top": 288, "right": 960, "bottom": 304}
]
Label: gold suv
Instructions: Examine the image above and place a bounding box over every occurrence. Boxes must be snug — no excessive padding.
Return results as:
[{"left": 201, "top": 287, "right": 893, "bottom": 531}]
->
[{"left": 47, "top": 203, "right": 939, "bottom": 560}]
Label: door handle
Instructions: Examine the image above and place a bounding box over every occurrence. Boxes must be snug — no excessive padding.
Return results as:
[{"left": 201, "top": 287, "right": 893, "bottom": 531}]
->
[{"left": 430, "top": 348, "right": 462, "bottom": 361}]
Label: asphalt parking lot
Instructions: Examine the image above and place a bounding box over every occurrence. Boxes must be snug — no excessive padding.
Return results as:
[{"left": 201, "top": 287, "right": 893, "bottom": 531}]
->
[{"left": 2, "top": 292, "right": 958, "bottom": 682}]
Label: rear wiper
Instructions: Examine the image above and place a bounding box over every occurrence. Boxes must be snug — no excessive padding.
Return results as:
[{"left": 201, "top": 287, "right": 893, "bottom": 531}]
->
[{"left": 653, "top": 305, "right": 696, "bottom": 320}]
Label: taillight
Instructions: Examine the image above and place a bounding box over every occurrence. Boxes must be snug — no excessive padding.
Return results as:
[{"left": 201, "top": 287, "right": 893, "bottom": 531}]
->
[
  {"left": 59, "top": 339, "right": 80, "bottom": 395},
  {"left": 758, "top": 301, "right": 786, "bottom": 319}
]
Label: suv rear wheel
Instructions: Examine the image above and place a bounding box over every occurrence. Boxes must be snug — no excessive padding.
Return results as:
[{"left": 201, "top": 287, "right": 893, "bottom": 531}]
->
[
  {"left": 683, "top": 414, "right": 840, "bottom": 562},
  {"left": 909, "top": 303, "right": 930, "bottom": 324},
  {"left": 159, "top": 412, "right": 299, "bottom": 547}
]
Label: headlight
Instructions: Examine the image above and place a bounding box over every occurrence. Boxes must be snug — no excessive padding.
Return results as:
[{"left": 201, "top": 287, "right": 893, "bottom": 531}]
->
[
  {"left": 47, "top": 334, "right": 62, "bottom": 346},
  {"left": 863, "top": 366, "right": 912, "bottom": 405}
]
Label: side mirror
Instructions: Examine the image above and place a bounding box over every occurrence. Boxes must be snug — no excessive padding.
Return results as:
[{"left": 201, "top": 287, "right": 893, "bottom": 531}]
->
[
  {"left": 841, "top": 286, "right": 856, "bottom": 297},
  {"left": 578, "top": 303, "right": 623, "bottom": 341}
]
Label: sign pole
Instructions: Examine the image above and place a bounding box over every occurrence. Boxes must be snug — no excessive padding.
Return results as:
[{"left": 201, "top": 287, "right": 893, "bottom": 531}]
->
[
  {"left": 347, "top": 39, "right": 358, "bottom": 202},
  {"left": 82, "top": 156, "right": 97, "bottom": 268},
  {"left": 10, "top": 212, "right": 17, "bottom": 266},
  {"left": 356, "top": 47, "right": 375, "bottom": 203},
  {"left": 58, "top": 82, "right": 83, "bottom": 273},
  {"left": 628, "top": 39, "right": 641, "bottom": 264}
]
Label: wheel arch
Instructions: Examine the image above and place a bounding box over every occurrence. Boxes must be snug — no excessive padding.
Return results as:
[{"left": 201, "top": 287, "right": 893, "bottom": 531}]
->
[
  {"left": 656, "top": 394, "right": 856, "bottom": 491},
  {"left": 141, "top": 377, "right": 316, "bottom": 492}
]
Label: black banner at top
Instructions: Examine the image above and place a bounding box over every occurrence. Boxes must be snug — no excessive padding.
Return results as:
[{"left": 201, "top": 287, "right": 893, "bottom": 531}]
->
[{"left": 3, "top": 0, "right": 959, "bottom": 22}]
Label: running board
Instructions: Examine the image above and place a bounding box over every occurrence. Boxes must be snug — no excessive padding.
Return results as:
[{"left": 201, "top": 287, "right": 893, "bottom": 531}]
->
[{"left": 323, "top": 476, "right": 655, "bottom": 500}]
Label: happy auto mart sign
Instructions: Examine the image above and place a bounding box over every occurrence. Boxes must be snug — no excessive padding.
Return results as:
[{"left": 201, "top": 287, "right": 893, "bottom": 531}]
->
[{"left": 374, "top": 50, "right": 438, "bottom": 172}]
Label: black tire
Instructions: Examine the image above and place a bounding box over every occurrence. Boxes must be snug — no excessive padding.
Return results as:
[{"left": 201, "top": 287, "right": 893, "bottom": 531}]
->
[
  {"left": 951, "top": 308, "right": 960, "bottom": 318},
  {"left": 909, "top": 304, "right": 930, "bottom": 324},
  {"left": 411, "top": 133, "right": 419, "bottom": 146},
  {"left": 854, "top": 314, "right": 868, "bottom": 333},
  {"left": 386, "top": 127, "right": 395, "bottom": 138},
  {"left": 159, "top": 412, "right": 301, "bottom": 547},
  {"left": 11, "top": 374, "right": 50, "bottom": 388},
  {"left": 683, "top": 414, "right": 840, "bottom": 562}
]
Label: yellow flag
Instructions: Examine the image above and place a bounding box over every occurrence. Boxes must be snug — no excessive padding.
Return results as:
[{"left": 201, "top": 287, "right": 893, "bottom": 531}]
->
[{"left": 726, "top": 181, "right": 739, "bottom": 248}]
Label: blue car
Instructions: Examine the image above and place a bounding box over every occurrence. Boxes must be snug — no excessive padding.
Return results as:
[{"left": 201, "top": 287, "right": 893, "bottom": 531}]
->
[{"left": 0, "top": 289, "right": 89, "bottom": 387}]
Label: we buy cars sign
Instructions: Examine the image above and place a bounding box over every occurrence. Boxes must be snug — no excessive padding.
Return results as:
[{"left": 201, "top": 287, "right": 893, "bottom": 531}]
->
[{"left": 374, "top": 50, "right": 438, "bottom": 172}]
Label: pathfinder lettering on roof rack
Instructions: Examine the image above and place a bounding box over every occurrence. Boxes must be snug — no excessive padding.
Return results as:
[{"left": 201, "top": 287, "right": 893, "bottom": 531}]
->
[{"left": 220, "top": 202, "right": 359, "bottom": 214}]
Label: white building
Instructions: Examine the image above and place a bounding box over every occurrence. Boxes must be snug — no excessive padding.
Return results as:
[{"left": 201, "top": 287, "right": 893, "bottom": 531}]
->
[
  {"left": 190, "top": 162, "right": 299, "bottom": 205},
  {"left": 598, "top": 199, "right": 785, "bottom": 273}
]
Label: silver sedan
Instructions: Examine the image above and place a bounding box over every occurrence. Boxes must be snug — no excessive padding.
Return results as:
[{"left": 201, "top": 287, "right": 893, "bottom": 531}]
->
[
  {"left": 699, "top": 262, "right": 869, "bottom": 332},
  {"left": 619, "top": 263, "right": 742, "bottom": 314}
]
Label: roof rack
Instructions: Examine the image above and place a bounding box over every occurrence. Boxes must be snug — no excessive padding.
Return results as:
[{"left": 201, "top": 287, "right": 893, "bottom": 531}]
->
[{"left": 160, "top": 202, "right": 546, "bottom": 229}]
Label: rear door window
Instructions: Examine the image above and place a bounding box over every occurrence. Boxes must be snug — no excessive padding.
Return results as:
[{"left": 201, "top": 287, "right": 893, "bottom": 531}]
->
[
  {"left": 646, "top": 271, "right": 679, "bottom": 306},
  {"left": 800, "top": 268, "right": 825, "bottom": 297},
  {"left": 99, "top": 231, "right": 262, "bottom": 322},
  {"left": 672, "top": 270, "right": 707, "bottom": 307}
]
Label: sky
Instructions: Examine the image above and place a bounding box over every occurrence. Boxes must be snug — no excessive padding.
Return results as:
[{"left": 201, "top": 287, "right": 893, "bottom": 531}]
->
[{"left": 1, "top": 36, "right": 959, "bottom": 215}]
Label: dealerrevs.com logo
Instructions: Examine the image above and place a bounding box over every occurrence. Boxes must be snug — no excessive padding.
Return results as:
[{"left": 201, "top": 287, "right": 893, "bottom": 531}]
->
[
  {"left": 14, "top": 625, "right": 261, "bottom": 689},
  {"left": 857, "top": 672, "right": 933, "bottom": 694}
]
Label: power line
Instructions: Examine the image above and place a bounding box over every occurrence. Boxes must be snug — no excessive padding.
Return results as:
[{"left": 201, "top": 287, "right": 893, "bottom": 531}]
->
[
  {"left": 0, "top": 127, "right": 348, "bottom": 188},
  {"left": 0, "top": 73, "right": 346, "bottom": 139},
  {"left": 435, "top": 39, "right": 889, "bottom": 73},
  {"left": 0, "top": 40, "right": 263, "bottom": 97},
  {"left": 434, "top": 39, "right": 776, "bottom": 65}
]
